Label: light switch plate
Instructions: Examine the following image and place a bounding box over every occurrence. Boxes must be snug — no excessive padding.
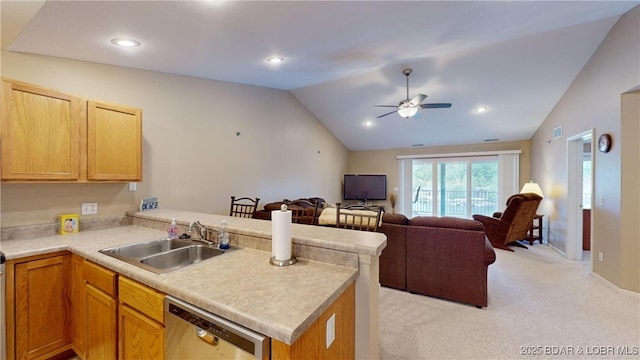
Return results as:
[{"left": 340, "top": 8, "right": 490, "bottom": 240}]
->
[{"left": 326, "top": 313, "right": 335, "bottom": 349}]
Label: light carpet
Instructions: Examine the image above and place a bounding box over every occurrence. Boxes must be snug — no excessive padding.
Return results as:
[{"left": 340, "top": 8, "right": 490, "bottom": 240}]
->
[{"left": 379, "top": 244, "right": 640, "bottom": 360}]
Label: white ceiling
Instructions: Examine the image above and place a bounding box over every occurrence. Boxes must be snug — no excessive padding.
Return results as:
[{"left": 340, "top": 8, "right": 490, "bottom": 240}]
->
[{"left": 3, "top": 1, "right": 638, "bottom": 151}]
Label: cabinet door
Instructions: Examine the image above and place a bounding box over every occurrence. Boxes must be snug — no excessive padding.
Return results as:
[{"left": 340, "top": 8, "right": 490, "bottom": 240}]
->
[
  {"left": 119, "top": 304, "right": 164, "bottom": 360},
  {"left": 85, "top": 283, "right": 117, "bottom": 360},
  {"left": 87, "top": 100, "right": 142, "bottom": 181},
  {"left": 14, "top": 254, "right": 72, "bottom": 359},
  {"left": 71, "top": 254, "right": 86, "bottom": 358},
  {"left": 1, "top": 80, "right": 82, "bottom": 180}
]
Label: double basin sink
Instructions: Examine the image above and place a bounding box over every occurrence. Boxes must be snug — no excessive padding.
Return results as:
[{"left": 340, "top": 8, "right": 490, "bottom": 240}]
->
[{"left": 99, "top": 238, "right": 226, "bottom": 274}]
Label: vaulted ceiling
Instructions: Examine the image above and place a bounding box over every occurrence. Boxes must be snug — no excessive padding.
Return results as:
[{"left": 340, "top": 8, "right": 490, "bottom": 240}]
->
[{"left": 2, "top": 1, "right": 638, "bottom": 151}]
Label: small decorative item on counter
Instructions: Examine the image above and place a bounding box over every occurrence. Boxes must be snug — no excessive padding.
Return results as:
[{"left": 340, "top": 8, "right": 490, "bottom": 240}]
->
[
  {"left": 140, "top": 196, "right": 159, "bottom": 212},
  {"left": 59, "top": 214, "right": 79, "bottom": 235},
  {"left": 218, "top": 220, "right": 230, "bottom": 249},
  {"left": 168, "top": 218, "right": 179, "bottom": 239}
]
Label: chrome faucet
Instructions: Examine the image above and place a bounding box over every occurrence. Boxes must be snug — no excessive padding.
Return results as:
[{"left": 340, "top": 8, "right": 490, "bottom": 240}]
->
[{"left": 188, "top": 221, "right": 215, "bottom": 246}]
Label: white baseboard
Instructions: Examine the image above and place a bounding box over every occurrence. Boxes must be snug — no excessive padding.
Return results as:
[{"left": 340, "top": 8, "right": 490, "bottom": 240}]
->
[
  {"left": 548, "top": 242, "right": 566, "bottom": 257},
  {"left": 545, "top": 242, "right": 638, "bottom": 298},
  {"left": 590, "top": 271, "right": 640, "bottom": 299}
]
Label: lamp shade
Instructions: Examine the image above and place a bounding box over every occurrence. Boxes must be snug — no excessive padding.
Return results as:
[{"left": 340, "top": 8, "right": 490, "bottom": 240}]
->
[{"left": 520, "top": 180, "right": 544, "bottom": 198}]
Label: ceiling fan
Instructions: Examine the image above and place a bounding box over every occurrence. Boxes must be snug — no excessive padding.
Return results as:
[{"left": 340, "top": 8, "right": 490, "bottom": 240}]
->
[{"left": 375, "top": 68, "right": 452, "bottom": 119}]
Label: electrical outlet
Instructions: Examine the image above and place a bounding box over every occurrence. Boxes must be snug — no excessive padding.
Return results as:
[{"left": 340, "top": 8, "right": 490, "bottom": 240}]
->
[
  {"left": 81, "top": 202, "right": 98, "bottom": 215},
  {"left": 128, "top": 182, "right": 137, "bottom": 191},
  {"left": 598, "top": 196, "right": 605, "bottom": 207},
  {"left": 326, "top": 313, "right": 336, "bottom": 349}
]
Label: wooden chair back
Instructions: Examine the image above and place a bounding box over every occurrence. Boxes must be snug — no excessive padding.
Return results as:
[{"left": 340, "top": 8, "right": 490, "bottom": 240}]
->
[
  {"left": 335, "top": 203, "right": 383, "bottom": 232},
  {"left": 284, "top": 199, "right": 319, "bottom": 225},
  {"left": 229, "top": 196, "right": 260, "bottom": 218}
]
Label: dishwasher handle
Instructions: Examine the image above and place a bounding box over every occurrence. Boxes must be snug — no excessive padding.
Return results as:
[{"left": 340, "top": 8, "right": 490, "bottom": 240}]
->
[{"left": 196, "top": 327, "right": 219, "bottom": 347}]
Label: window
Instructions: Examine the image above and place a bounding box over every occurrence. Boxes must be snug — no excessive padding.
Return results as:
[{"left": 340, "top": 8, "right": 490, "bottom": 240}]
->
[
  {"left": 398, "top": 151, "right": 520, "bottom": 219},
  {"left": 583, "top": 158, "right": 592, "bottom": 209}
]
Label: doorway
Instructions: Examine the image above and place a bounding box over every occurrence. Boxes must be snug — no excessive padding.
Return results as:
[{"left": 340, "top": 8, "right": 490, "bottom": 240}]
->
[{"left": 566, "top": 130, "right": 594, "bottom": 263}]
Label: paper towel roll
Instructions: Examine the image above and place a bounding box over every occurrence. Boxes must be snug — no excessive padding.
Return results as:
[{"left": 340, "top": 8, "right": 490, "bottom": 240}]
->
[{"left": 271, "top": 210, "right": 292, "bottom": 260}]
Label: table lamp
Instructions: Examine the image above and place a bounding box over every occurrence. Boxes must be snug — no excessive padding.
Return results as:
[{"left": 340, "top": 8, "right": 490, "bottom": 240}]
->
[{"left": 520, "top": 180, "right": 544, "bottom": 198}]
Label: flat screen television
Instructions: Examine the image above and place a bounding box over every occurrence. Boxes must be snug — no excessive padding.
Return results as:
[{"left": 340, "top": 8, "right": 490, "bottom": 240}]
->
[{"left": 343, "top": 174, "right": 387, "bottom": 201}]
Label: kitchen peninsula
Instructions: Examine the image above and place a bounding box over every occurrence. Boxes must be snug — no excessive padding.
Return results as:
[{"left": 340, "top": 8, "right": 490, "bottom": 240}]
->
[{"left": 1, "top": 208, "right": 387, "bottom": 359}]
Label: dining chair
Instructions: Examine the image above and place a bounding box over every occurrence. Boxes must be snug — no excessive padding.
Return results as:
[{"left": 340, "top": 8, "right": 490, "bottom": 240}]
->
[
  {"left": 284, "top": 199, "right": 319, "bottom": 225},
  {"left": 229, "top": 196, "right": 260, "bottom": 218},
  {"left": 335, "top": 202, "right": 383, "bottom": 232}
]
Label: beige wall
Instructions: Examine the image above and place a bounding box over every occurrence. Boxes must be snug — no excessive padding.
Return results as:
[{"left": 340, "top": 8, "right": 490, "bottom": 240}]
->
[
  {"left": 619, "top": 90, "right": 639, "bottom": 292},
  {"left": 1, "top": 51, "right": 349, "bottom": 227},
  {"left": 349, "top": 140, "right": 531, "bottom": 213},
  {"left": 530, "top": 6, "right": 639, "bottom": 292}
]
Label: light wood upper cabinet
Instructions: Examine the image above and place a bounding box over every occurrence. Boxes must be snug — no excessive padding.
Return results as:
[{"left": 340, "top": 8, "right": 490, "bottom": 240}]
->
[
  {"left": 1, "top": 79, "right": 142, "bottom": 182},
  {"left": 1, "top": 79, "right": 83, "bottom": 180},
  {"left": 87, "top": 101, "right": 142, "bottom": 181}
]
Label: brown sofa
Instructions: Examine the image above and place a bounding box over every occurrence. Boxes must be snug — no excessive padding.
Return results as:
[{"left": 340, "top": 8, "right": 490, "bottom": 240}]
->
[{"left": 378, "top": 213, "right": 496, "bottom": 308}]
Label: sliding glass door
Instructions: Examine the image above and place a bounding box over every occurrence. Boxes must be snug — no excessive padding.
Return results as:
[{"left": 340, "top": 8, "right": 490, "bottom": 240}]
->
[{"left": 411, "top": 157, "right": 498, "bottom": 218}]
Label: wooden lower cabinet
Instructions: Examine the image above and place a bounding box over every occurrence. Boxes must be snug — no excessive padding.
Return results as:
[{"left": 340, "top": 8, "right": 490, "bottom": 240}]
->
[
  {"left": 272, "top": 282, "right": 355, "bottom": 360},
  {"left": 85, "top": 284, "right": 117, "bottom": 359},
  {"left": 82, "top": 260, "right": 118, "bottom": 360},
  {"left": 71, "top": 254, "right": 86, "bottom": 357},
  {"left": 119, "top": 304, "right": 164, "bottom": 359},
  {"left": 8, "top": 252, "right": 72, "bottom": 360},
  {"left": 118, "top": 277, "right": 165, "bottom": 359},
  {"left": 8, "top": 252, "right": 354, "bottom": 360}
]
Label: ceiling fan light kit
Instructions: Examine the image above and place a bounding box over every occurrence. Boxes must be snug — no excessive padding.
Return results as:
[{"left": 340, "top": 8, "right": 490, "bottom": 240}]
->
[
  {"left": 398, "top": 103, "right": 419, "bottom": 118},
  {"left": 375, "top": 68, "right": 452, "bottom": 119}
]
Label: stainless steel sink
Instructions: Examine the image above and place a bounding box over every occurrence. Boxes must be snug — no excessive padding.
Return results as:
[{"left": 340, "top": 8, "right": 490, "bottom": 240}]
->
[
  {"left": 99, "top": 238, "right": 226, "bottom": 274},
  {"left": 101, "top": 238, "right": 192, "bottom": 259},
  {"left": 140, "top": 246, "right": 224, "bottom": 273}
]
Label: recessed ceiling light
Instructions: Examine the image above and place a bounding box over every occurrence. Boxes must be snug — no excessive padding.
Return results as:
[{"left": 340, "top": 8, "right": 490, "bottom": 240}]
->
[
  {"left": 363, "top": 120, "right": 373, "bottom": 127},
  {"left": 475, "top": 106, "right": 488, "bottom": 113},
  {"left": 110, "top": 38, "right": 141, "bottom": 47},
  {"left": 266, "top": 56, "right": 285, "bottom": 64}
]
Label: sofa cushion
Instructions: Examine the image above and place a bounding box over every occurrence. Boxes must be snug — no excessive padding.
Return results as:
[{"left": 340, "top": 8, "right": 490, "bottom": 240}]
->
[
  {"left": 408, "top": 216, "right": 484, "bottom": 231},
  {"left": 264, "top": 201, "right": 285, "bottom": 211},
  {"left": 382, "top": 213, "right": 409, "bottom": 225},
  {"left": 484, "top": 238, "right": 496, "bottom": 265},
  {"left": 307, "top": 197, "right": 327, "bottom": 206}
]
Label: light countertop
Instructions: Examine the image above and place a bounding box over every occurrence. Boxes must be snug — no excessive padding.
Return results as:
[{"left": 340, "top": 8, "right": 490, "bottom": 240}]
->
[{"left": 0, "top": 209, "right": 388, "bottom": 345}]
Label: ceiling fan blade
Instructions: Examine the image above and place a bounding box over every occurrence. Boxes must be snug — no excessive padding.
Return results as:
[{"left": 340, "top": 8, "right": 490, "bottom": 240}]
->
[
  {"left": 377, "top": 109, "right": 399, "bottom": 118},
  {"left": 421, "top": 103, "right": 452, "bottom": 109},
  {"left": 374, "top": 105, "right": 399, "bottom": 108},
  {"left": 408, "top": 94, "right": 427, "bottom": 106}
]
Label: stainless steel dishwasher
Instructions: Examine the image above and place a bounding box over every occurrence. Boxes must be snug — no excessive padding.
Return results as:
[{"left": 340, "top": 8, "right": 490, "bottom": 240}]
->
[{"left": 165, "top": 296, "right": 270, "bottom": 360}]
